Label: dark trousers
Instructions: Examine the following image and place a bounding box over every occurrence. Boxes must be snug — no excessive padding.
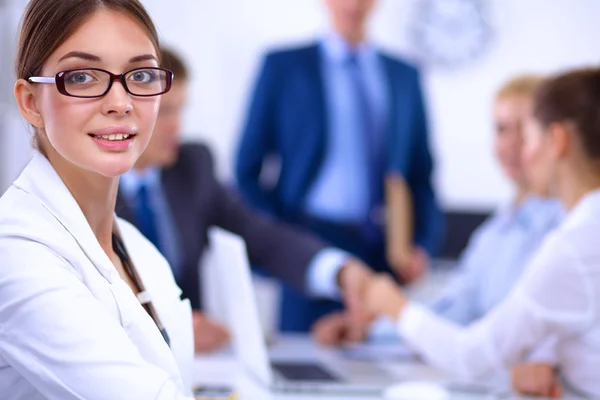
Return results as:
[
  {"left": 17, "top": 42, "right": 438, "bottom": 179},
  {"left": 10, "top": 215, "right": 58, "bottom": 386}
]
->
[{"left": 279, "top": 216, "right": 391, "bottom": 332}]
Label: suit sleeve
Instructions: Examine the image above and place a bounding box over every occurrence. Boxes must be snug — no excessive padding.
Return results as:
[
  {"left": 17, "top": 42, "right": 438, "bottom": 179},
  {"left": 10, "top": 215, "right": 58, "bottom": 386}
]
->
[
  {"left": 235, "top": 53, "right": 280, "bottom": 215},
  {"left": 403, "top": 70, "right": 444, "bottom": 256},
  {"left": 203, "top": 146, "right": 326, "bottom": 294}
]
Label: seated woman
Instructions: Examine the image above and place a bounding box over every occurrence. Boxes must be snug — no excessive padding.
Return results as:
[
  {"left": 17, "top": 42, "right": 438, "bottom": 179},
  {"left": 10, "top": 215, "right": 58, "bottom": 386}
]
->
[
  {"left": 432, "top": 75, "right": 564, "bottom": 325},
  {"left": 0, "top": 0, "right": 196, "bottom": 398},
  {"left": 364, "top": 68, "right": 600, "bottom": 398}
]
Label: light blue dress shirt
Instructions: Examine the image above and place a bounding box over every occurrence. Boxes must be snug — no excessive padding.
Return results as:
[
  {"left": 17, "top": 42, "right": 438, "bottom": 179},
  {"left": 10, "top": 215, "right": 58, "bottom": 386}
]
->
[
  {"left": 119, "top": 169, "right": 184, "bottom": 281},
  {"left": 432, "top": 196, "right": 565, "bottom": 325},
  {"left": 369, "top": 196, "right": 564, "bottom": 342},
  {"left": 305, "top": 32, "right": 388, "bottom": 223},
  {"left": 121, "top": 169, "right": 348, "bottom": 300}
]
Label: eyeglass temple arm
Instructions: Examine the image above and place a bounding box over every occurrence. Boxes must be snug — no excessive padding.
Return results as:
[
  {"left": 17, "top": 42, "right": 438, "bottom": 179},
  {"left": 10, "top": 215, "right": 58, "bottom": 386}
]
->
[{"left": 28, "top": 77, "right": 56, "bottom": 84}]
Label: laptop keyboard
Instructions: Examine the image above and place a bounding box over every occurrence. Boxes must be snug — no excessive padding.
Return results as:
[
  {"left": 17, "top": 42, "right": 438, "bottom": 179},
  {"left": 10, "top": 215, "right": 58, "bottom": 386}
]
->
[{"left": 272, "top": 361, "right": 342, "bottom": 382}]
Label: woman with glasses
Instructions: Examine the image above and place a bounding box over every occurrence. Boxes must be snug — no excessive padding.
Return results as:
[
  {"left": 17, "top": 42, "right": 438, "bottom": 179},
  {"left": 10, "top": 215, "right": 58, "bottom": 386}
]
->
[
  {"left": 363, "top": 68, "right": 600, "bottom": 398},
  {"left": 0, "top": 0, "right": 197, "bottom": 399}
]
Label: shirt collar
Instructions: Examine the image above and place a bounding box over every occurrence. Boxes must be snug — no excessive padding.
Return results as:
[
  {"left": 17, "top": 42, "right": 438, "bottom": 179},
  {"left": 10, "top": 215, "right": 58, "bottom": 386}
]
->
[
  {"left": 496, "top": 195, "right": 564, "bottom": 232},
  {"left": 120, "top": 167, "right": 160, "bottom": 198},
  {"left": 517, "top": 196, "right": 564, "bottom": 230},
  {"left": 320, "top": 29, "right": 376, "bottom": 65}
]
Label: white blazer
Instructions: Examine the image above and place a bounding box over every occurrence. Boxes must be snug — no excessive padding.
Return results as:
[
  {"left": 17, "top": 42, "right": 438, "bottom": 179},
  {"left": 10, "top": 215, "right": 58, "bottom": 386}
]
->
[
  {"left": 0, "top": 153, "right": 195, "bottom": 400},
  {"left": 396, "top": 189, "right": 600, "bottom": 397}
]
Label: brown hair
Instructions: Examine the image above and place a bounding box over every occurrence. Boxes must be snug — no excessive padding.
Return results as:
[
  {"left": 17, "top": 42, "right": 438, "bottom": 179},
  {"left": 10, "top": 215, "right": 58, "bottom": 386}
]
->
[
  {"left": 15, "top": 0, "right": 160, "bottom": 79},
  {"left": 160, "top": 47, "right": 189, "bottom": 81},
  {"left": 495, "top": 74, "right": 544, "bottom": 101},
  {"left": 533, "top": 68, "right": 600, "bottom": 159}
]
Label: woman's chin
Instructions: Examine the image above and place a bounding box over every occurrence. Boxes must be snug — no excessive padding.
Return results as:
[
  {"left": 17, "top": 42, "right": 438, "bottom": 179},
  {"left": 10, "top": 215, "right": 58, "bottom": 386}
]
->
[{"left": 92, "top": 154, "right": 139, "bottom": 178}]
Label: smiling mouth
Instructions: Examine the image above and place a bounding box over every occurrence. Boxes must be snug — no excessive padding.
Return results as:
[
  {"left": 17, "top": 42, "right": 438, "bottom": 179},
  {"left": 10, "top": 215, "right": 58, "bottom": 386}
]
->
[{"left": 88, "top": 133, "right": 136, "bottom": 141}]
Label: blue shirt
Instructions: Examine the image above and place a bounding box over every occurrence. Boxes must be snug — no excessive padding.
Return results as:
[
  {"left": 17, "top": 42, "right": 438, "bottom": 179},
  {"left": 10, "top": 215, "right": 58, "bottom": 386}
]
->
[
  {"left": 433, "top": 196, "right": 565, "bottom": 325},
  {"left": 120, "top": 169, "right": 349, "bottom": 300},
  {"left": 304, "top": 32, "right": 388, "bottom": 223},
  {"left": 368, "top": 196, "right": 565, "bottom": 340}
]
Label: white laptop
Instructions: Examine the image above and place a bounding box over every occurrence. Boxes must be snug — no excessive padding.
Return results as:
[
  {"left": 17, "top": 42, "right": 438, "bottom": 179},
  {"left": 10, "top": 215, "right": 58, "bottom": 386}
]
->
[{"left": 206, "top": 227, "right": 401, "bottom": 396}]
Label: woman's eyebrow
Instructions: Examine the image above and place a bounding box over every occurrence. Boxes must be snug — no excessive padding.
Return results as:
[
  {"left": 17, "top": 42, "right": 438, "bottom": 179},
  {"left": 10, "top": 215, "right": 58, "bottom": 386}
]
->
[
  {"left": 57, "top": 52, "right": 157, "bottom": 63},
  {"left": 129, "top": 54, "right": 158, "bottom": 63},
  {"left": 58, "top": 51, "right": 101, "bottom": 62}
]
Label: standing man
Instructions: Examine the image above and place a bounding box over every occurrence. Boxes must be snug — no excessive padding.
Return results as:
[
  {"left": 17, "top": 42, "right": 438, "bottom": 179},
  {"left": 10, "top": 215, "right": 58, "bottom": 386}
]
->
[
  {"left": 236, "top": 0, "right": 444, "bottom": 331},
  {"left": 116, "top": 48, "right": 373, "bottom": 353}
]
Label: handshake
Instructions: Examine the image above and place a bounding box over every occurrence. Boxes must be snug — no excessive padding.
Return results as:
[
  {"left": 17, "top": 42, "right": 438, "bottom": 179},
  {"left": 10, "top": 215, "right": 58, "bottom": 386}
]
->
[
  {"left": 313, "top": 258, "right": 412, "bottom": 346},
  {"left": 318, "top": 259, "right": 564, "bottom": 399}
]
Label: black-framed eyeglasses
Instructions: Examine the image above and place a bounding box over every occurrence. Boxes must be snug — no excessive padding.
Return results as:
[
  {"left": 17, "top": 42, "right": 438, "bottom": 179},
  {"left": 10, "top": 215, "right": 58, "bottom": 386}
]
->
[{"left": 28, "top": 67, "right": 174, "bottom": 98}]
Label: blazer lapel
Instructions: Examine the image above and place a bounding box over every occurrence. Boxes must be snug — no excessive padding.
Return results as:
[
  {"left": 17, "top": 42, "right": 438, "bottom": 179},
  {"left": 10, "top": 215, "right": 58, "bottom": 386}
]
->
[
  {"left": 115, "top": 188, "right": 136, "bottom": 225},
  {"left": 13, "top": 153, "right": 116, "bottom": 281},
  {"left": 160, "top": 166, "right": 188, "bottom": 248},
  {"left": 379, "top": 54, "right": 411, "bottom": 174},
  {"left": 300, "top": 44, "right": 328, "bottom": 202}
]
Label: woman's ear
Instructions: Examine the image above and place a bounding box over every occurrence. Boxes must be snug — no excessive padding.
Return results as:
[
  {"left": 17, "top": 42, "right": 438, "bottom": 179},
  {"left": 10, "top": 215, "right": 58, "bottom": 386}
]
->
[
  {"left": 546, "top": 122, "right": 570, "bottom": 160},
  {"left": 14, "top": 79, "right": 44, "bottom": 129}
]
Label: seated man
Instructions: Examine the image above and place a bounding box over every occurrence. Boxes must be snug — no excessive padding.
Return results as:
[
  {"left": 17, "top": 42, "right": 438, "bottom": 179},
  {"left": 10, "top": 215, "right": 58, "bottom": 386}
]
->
[{"left": 116, "top": 48, "right": 373, "bottom": 353}]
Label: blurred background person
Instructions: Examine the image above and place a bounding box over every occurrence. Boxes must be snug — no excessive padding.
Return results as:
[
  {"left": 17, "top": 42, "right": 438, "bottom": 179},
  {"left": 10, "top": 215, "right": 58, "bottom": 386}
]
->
[
  {"left": 117, "top": 48, "right": 375, "bottom": 353},
  {"left": 313, "top": 74, "right": 562, "bottom": 342},
  {"left": 235, "top": 0, "right": 443, "bottom": 333},
  {"left": 362, "top": 67, "right": 600, "bottom": 399},
  {"left": 313, "top": 74, "right": 565, "bottom": 395},
  {"left": 431, "top": 75, "right": 564, "bottom": 325}
]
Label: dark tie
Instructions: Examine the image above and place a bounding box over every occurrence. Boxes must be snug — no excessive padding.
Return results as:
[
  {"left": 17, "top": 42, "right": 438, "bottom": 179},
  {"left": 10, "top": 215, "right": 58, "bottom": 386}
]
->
[
  {"left": 347, "top": 53, "right": 383, "bottom": 234},
  {"left": 135, "top": 183, "right": 161, "bottom": 251}
]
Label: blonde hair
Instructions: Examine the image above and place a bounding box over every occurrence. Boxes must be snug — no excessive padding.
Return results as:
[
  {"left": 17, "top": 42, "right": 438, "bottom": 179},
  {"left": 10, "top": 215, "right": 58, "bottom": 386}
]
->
[{"left": 495, "top": 74, "right": 544, "bottom": 101}]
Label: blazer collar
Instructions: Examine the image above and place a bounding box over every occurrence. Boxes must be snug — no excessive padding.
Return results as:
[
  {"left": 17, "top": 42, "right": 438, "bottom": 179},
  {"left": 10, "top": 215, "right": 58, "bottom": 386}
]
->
[{"left": 13, "top": 152, "right": 117, "bottom": 281}]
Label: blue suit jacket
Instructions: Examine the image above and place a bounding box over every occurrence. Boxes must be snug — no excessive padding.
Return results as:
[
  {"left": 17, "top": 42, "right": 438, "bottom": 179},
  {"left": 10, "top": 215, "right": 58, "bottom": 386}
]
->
[{"left": 236, "top": 43, "right": 444, "bottom": 255}]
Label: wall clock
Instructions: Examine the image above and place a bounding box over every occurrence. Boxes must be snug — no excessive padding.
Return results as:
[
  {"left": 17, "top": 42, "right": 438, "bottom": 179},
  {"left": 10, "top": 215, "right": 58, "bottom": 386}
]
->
[{"left": 410, "top": 0, "right": 493, "bottom": 68}]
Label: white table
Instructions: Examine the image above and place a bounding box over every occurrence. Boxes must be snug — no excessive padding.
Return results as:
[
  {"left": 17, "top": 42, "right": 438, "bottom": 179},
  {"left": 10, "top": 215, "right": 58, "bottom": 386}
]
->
[{"left": 192, "top": 335, "right": 561, "bottom": 400}]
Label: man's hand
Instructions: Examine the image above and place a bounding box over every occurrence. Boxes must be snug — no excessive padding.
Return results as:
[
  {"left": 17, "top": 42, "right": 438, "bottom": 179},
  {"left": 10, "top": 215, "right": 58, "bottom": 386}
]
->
[
  {"left": 364, "top": 274, "right": 408, "bottom": 320},
  {"left": 192, "top": 311, "right": 230, "bottom": 354},
  {"left": 511, "top": 363, "right": 562, "bottom": 398},
  {"left": 336, "top": 258, "right": 376, "bottom": 323},
  {"left": 392, "top": 246, "right": 429, "bottom": 284},
  {"left": 311, "top": 311, "right": 369, "bottom": 346}
]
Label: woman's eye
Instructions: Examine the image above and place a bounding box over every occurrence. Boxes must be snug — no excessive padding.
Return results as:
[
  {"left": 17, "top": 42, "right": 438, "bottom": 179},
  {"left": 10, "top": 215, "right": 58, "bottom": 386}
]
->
[
  {"left": 129, "top": 70, "right": 156, "bottom": 83},
  {"left": 65, "top": 72, "right": 95, "bottom": 84}
]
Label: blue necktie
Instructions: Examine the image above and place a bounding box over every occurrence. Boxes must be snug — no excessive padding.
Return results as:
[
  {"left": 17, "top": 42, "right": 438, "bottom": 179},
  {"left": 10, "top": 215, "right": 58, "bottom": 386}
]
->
[
  {"left": 347, "top": 53, "right": 383, "bottom": 237},
  {"left": 135, "top": 183, "right": 161, "bottom": 251}
]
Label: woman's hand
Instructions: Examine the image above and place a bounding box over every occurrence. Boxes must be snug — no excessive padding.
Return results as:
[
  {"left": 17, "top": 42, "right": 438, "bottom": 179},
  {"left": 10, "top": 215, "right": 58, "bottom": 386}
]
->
[
  {"left": 192, "top": 311, "right": 230, "bottom": 354},
  {"left": 364, "top": 274, "right": 409, "bottom": 320},
  {"left": 511, "top": 363, "right": 562, "bottom": 398},
  {"left": 311, "top": 311, "right": 369, "bottom": 346},
  {"left": 395, "top": 246, "right": 429, "bottom": 284}
]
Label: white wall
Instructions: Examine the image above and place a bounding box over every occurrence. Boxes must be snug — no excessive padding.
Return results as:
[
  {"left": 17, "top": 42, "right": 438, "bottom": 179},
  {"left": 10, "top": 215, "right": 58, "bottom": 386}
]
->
[
  {"left": 0, "top": 0, "right": 33, "bottom": 195},
  {"left": 2, "top": 0, "right": 600, "bottom": 209},
  {"left": 142, "top": 0, "right": 600, "bottom": 211}
]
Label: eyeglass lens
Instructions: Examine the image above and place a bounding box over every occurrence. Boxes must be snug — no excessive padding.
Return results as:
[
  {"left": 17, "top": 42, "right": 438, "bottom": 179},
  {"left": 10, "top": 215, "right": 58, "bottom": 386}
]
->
[{"left": 62, "top": 68, "right": 169, "bottom": 97}]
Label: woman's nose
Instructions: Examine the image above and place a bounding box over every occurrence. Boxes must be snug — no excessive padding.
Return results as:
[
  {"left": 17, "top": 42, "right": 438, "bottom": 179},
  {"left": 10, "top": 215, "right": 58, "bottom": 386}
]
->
[{"left": 101, "top": 81, "right": 133, "bottom": 116}]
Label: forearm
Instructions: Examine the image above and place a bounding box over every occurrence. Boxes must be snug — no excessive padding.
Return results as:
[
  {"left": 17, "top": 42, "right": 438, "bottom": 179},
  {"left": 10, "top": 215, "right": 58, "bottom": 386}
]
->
[
  {"left": 385, "top": 174, "right": 414, "bottom": 268},
  {"left": 394, "top": 297, "right": 548, "bottom": 380},
  {"left": 525, "top": 337, "right": 559, "bottom": 365}
]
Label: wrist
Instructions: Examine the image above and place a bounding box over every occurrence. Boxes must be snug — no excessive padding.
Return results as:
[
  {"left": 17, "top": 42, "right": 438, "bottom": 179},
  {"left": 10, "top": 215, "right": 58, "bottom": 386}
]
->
[
  {"left": 336, "top": 257, "right": 362, "bottom": 288},
  {"left": 336, "top": 262, "right": 348, "bottom": 289},
  {"left": 386, "top": 296, "right": 408, "bottom": 321}
]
